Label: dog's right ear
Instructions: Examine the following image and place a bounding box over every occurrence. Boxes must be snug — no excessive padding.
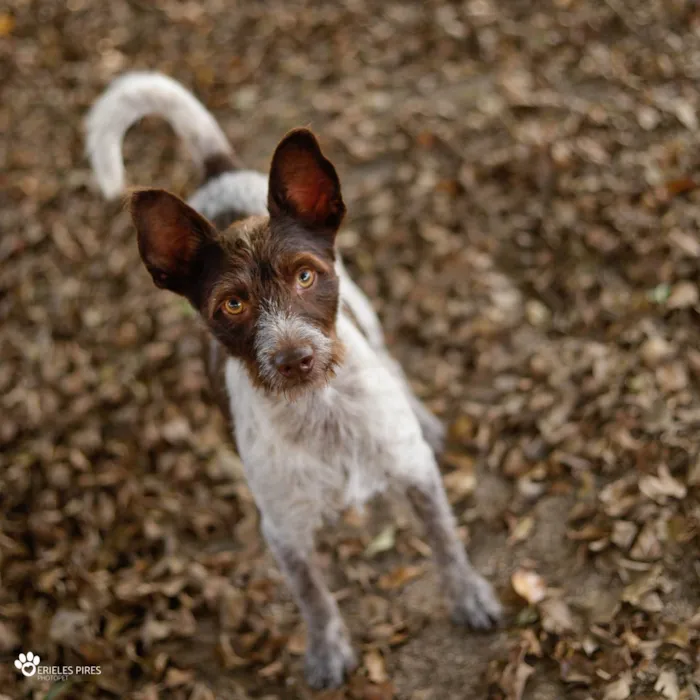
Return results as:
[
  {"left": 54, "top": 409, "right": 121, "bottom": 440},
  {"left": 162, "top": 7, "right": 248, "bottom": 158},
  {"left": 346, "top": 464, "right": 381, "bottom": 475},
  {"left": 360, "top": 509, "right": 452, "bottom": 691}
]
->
[
  {"left": 128, "top": 188, "right": 216, "bottom": 295},
  {"left": 267, "top": 129, "right": 345, "bottom": 235}
]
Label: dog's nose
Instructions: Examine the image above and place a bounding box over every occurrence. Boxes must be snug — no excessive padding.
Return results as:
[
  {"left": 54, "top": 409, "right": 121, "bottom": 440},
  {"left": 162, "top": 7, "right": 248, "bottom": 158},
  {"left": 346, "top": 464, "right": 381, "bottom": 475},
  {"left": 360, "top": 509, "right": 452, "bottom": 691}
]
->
[{"left": 274, "top": 346, "right": 315, "bottom": 379}]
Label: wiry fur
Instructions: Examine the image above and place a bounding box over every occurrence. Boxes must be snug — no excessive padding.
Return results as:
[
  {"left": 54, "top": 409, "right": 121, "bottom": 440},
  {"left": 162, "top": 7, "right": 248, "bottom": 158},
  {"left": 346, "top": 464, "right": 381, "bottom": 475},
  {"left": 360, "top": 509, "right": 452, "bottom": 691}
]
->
[
  {"left": 254, "top": 302, "right": 339, "bottom": 399},
  {"left": 189, "top": 170, "right": 269, "bottom": 222},
  {"left": 230, "top": 311, "right": 438, "bottom": 547},
  {"left": 87, "top": 72, "right": 501, "bottom": 690},
  {"left": 85, "top": 72, "right": 234, "bottom": 199}
]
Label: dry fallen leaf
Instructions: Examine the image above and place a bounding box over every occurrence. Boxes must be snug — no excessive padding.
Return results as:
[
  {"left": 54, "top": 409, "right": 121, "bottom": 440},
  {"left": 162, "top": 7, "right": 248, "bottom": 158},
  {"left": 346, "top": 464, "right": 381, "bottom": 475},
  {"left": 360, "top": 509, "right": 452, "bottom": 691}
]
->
[
  {"left": 287, "top": 629, "right": 306, "bottom": 656},
  {"left": 364, "top": 649, "right": 388, "bottom": 684},
  {"left": 365, "top": 525, "right": 397, "bottom": 557},
  {"left": 622, "top": 565, "right": 665, "bottom": 607},
  {"left": 673, "top": 99, "right": 698, "bottom": 130},
  {"left": 667, "top": 281, "right": 699, "bottom": 309},
  {"left": 630, "top": 521, "right": 664, "bottom": 561},
  {"left": 164, "top": 668, "right": 195, "bottom": 688},
  {"left": 640, "top": 336, "right": 674, "bottom": 367},
  {"left": 443, "top": 468, "right": 477, "bottom": 501},
  {"left": 603, "top": 672, "right": 632, "bottom": 700},
  {"left": 655, "top": 669, "right": 679, "bottom": 700},
  {"left": 639, "top": 465, "right": 687, "bottom": 503},
  {"left": 688, "top": 456, "right": 700, "bottom": 486},
  {"left": 539, "top": 597, "right": 575, "bottom": 635},
  {"left": 189, "top": 684, "right": 216, "bottom": 700},
  {"left": 378, "top": 565, "right": 424, "bottom": 591},
  {"left": 219, "top": 585, "right": 247, "bottom": 631},
  {"left": 611, "top": 520, "right": 638, "bottom": 550},
  {"left": 665, "top": 624, "right": 690, "bottom": 649},
  {"left": 0, "top": 14, "right": 14, "bottom": 36},
  {"left": 507, "top": 515, "right": 535, "bottom": 545},
  {"left": 511, "top": 569, "right": 547, "bottom": 605},
  {"left": 499, "top": 657, "right": 534, "bottom": 700},
  {"left": 258, "top": 659, "right": 284, "bottom": 679}
]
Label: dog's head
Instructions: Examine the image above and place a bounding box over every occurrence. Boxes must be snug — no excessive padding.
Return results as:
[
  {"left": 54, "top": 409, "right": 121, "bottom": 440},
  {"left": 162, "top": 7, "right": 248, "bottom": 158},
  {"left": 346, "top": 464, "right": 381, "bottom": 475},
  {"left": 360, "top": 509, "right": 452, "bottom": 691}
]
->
[{"left": 129, "top": 129, "right": 346, "bottom": 398}]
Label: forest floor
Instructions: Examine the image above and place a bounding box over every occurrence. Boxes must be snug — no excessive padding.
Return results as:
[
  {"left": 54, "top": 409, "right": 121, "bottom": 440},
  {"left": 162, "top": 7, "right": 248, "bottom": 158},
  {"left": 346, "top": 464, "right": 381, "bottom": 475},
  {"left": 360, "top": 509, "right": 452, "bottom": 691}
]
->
[{"left": 1, "top": 1, "right": 700, "bottom": 698}]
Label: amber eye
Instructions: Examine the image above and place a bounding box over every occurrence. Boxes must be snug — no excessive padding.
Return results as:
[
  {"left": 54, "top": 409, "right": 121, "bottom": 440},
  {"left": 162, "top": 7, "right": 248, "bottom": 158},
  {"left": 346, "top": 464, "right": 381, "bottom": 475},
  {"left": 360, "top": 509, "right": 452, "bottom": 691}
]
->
[
  {"left": 297, "top": 268, "right": 315, "bottom": 289},
  {"left": 223, "top": 298, "right": 245, "bottom": 315}
]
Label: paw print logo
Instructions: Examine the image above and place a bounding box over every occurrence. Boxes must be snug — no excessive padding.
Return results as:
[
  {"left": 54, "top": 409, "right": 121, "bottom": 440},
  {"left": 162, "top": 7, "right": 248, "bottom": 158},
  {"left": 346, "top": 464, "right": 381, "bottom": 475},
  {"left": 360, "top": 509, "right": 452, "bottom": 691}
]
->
[{"left": 15, "top": 651, "right": 40, "bottom": 677}]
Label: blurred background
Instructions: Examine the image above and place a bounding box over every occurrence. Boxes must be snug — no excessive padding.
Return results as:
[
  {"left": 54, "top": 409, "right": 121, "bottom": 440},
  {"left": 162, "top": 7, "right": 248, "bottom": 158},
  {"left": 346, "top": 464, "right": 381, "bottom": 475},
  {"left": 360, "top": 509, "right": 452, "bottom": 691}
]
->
[{"left": 2, "top": 1, "right": 700, "bottom": 698}]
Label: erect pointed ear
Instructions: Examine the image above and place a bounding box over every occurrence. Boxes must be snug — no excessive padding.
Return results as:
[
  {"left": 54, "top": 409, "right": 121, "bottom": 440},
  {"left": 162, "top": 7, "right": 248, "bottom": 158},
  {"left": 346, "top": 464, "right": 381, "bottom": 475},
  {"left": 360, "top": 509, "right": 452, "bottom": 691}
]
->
[
  {"left": 267, "top": 129, "right": 346, "bottom": 234},
  {"left": 128, "top": 188, "right": 217, "bottom": 295}
]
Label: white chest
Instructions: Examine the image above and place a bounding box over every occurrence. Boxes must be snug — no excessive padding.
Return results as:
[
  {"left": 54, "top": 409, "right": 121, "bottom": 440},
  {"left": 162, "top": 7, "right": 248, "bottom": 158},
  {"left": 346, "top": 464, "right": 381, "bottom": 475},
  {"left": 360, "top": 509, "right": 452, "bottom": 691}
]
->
[{"left": 224, "top": 315, "right": 433, "bottom": 537}]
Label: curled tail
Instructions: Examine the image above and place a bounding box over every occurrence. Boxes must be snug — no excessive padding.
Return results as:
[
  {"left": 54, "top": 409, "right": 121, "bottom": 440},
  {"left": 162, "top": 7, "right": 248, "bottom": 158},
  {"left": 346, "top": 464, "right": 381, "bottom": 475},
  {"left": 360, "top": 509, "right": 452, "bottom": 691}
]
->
[{"left": 85, "top": 71, "right": 237, "bottom": 199}]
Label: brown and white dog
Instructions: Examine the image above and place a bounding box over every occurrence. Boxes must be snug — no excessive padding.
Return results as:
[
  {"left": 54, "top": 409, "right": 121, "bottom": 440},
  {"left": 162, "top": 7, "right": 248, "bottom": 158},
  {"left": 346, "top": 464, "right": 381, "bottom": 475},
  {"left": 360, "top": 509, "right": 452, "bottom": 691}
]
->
[{"left": 86, "top": 72, "right": 501, "bottom": 689}]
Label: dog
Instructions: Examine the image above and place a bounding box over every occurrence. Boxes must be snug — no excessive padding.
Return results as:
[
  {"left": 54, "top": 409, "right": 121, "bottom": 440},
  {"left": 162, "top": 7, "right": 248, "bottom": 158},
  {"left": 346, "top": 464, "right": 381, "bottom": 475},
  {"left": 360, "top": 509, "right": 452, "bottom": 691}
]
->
[{"left": 86, "top": 72, "right": 502, "bottom": 689}]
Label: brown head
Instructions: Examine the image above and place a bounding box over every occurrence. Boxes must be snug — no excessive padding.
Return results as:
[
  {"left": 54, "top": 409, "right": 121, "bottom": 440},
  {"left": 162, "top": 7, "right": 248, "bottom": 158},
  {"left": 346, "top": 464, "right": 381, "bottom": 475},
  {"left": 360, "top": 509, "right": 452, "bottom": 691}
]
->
[{"left": 128, "top": 129, "right": 346, "bottom": 398}]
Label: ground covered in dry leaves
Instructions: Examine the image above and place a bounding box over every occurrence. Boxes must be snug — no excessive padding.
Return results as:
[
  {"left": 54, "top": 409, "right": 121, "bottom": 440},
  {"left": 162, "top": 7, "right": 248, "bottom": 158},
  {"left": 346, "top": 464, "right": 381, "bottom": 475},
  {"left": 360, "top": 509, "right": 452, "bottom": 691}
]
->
[{"left": 2, "top": 1, "right": 700, "bottom": 698}]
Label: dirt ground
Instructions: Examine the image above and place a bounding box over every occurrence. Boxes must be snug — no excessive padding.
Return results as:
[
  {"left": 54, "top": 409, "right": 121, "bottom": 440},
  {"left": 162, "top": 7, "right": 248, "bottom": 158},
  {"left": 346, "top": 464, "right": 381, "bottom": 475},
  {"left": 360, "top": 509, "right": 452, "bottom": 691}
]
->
[{"left": 2, "top": 1, "right": 700, "bottom": 698}]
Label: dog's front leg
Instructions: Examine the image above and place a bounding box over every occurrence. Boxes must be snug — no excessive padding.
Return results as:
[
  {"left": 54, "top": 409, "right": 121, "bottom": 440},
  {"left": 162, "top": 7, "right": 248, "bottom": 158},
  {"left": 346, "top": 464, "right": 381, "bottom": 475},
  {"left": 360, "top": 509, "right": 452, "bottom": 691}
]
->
[
  {"left": 262, "top": 521, "right": 357, "bottom": 688},
  {"left": 406, "top": 468, "right": 502, "bottom": 629}
]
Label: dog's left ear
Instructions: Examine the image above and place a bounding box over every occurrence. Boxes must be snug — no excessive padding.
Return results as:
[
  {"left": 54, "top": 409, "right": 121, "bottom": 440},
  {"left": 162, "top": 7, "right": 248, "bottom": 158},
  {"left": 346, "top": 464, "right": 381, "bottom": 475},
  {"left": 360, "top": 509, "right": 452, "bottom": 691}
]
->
[
  {"left": 128, "top": 188, "right": 217, "bottom": 296},
  {"left": 268, "top": 129, "right": 345, "bottom": 234}
]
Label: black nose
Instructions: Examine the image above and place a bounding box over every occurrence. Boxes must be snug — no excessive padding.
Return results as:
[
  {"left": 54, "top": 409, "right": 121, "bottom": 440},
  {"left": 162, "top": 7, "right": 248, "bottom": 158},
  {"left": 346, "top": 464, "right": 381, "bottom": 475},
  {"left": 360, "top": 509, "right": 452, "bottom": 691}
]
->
[{"left": 274, "top": 346, "right": 315, "bottom": 379}]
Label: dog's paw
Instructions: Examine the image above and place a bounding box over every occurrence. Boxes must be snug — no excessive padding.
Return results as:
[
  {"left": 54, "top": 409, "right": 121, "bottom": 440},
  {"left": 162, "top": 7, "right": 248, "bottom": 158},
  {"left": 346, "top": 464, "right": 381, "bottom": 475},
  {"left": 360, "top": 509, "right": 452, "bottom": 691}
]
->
[
  {"left": 451, "top": 573, "right": 502, "bottom": 630},
  {"left": 304, "top": 628, "right": 357, "bottom": 689}
]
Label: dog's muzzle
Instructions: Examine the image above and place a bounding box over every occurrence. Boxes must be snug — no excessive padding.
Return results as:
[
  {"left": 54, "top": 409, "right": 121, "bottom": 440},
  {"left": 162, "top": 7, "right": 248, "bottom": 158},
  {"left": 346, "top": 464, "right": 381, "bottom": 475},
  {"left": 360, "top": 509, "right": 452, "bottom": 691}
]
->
[{"left": 255, "top": 307, "right": 333, "bottom": 393}]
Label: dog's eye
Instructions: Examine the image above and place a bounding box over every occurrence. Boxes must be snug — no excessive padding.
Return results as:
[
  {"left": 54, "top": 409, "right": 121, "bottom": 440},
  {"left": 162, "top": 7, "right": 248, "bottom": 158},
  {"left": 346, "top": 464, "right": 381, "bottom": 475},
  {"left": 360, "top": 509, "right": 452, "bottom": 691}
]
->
[
  {"left": 222, "top": 298, "right": 245, "bottom": 315},
  {"left": 297, "top": 268, "right": 315, "bottom": 289}
]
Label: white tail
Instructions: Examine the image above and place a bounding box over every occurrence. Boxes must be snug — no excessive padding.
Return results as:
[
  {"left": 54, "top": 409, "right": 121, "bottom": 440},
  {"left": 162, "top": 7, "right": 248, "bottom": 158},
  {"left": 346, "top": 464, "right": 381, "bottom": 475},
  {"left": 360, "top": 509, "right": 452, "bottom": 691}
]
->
[{"left": 85, "top": 72, "right": 233, "bottom": 199}]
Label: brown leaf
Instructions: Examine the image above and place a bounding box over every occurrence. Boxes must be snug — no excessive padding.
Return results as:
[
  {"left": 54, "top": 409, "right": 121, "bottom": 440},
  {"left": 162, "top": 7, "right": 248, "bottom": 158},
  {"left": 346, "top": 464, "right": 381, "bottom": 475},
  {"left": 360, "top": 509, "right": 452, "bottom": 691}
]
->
[
  {"left": 639, "top": 465, "right": 687, "bottom": 503},
  {"left": 507, "top": 515, "right": 535, "bottom": 545},
  {"left": 442, "top": 452, "right": 475, "bottom": 473},
  {"left": 141, "top": 616, "right": 172, "bottom": 649},
  {"left": 49, "top": 609, "right": 93, "bottom": 648},
  {"left": 165, "top": 668, "right": 195, "bottom": 688},
  {"left": 640, "top": 336, "right": 673, "bottom": 368},
  {"left": 656, "top": 362, "right": 689, "bottom": 393},
  {"left": 622, "top": 565, "right": 664, "bottom": 607},
  {"left": 449, "top": 415, "right": 475, "bottom": 442},
  {"left": 611, "top": 521, "right": 638, "bottom": 550},
  {"left": 0, "top": 620, "right": 19, "bottom": 653},
  {"left": 655, "top": 670, "right": 679, "bottom": 700},
  {"left": 0, "top": 14, "right": 14, "bottom": 35},
  {"left": 443, "top": 468, "right": 476, "bottom": 502},
  {"left": 603, "top": 672, "right": 632, "bottom": 700},
  {"left": 630, "top": 521, "right": 664, "bottom": 561},
  {"left": 511, "top": 569, "right": 546, "bottom": 605},
  {"left": 189, "top": 684, "right": 216, "bottom": 700},
  {"left": 258, "top": 659, "right": 284, "bottom": 679},
  {"left": 667, "top": 281, "right": 699, "bottom": 309},
  {"left": 218, "top": 634, "right": 250, "bottom": 669},
  {"left": 287, "top": 628, "right": 306, "bottom": 656},
  {"left": 500, "top": 659, "right": 534, "bottom": 700},
  {"left": 566, "top": 522, "right": 608, "bottom": 542},
  {"left": 219, "top": 585, "right": 247, "bottom": 631},
  {"left": 365, "top": 525, "right": 397, "bottom": 557},
  {"left": 539, "top": 598, "right": 575, "bottom": 635},
  {"left": 688, "top": 456, "right": 700, "bottom": 486},
  {"left": 665, "top": 624, "right": 691, "bottom": 649},
  {"left": 662, "top": 177, "right": 697, "bottom": 198},
  {"left": 364, "top": 649, "right": 388, "bottom": 684},
  {"left": 378, "top": 565, "right": 424, "bottom": 591}
]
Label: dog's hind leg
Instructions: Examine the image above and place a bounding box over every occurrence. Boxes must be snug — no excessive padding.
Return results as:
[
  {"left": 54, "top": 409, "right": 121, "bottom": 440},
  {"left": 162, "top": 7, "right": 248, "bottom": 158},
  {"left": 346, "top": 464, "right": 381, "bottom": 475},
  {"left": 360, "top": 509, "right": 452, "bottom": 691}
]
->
[
  {"left": 406, "top": 392, "right": 446, "bottom": 455},
  {"left": 405, "top": 467, "right": 502, "bottom": 630}
]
